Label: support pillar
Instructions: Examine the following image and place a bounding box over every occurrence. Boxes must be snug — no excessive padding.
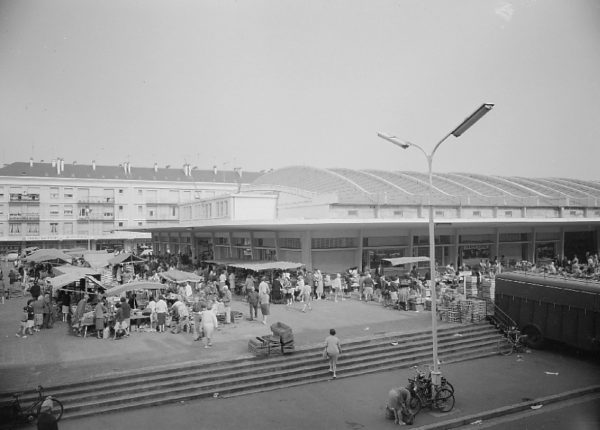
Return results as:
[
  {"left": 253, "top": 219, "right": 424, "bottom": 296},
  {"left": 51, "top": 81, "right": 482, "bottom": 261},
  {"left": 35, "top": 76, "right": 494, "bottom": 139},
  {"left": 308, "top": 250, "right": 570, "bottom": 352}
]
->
[{"left": 301, "top": 230, "right": 312, "bottom": 271}]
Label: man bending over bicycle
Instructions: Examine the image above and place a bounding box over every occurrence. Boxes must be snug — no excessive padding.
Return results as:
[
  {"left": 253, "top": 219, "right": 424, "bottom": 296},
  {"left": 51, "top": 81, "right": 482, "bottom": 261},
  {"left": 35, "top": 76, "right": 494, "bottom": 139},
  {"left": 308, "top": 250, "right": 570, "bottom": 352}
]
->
[{"left": 387, "top": 386, "right": 413, "bottom": 425}]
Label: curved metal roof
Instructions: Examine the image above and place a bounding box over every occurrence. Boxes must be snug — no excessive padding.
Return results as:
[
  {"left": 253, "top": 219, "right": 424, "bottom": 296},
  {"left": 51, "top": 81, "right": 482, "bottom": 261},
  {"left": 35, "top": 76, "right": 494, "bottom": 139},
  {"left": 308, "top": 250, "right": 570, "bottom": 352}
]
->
[{"left": 252, "top": 166, "right": 600, "bottom": 207}]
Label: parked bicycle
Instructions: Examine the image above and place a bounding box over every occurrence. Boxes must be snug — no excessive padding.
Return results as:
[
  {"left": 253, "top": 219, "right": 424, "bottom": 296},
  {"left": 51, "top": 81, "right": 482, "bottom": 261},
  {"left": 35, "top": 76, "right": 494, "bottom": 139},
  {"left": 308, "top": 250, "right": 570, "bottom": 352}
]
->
[
  {"left": 411, "top": 364, "right": 455, "bottom": 393},
  {"left": 2, "top": 385, "right": 63, "bottom": 427},
  {"left": 497, "top": 327, "right": 528, "bottom": 356},
  {"left": 407, "top": 365, "right": 455, "bottom": 414}
]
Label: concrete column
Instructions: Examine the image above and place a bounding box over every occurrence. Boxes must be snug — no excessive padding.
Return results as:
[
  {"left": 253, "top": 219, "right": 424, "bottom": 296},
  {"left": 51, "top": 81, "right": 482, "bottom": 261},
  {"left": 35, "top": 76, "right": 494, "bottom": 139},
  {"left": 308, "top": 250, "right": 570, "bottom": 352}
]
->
[
  {"left": 249, "top": 231, "right": 255, "bottom": 260},
  {"left": 494, "top": 228, "right": 500, "bottom": 260},
  {"left": 531, "top": 228, "right": 537, "bottom": 263},
  {"left": 453, "top": 230, "right": 459, "bottom": 269},
  {"left": 408, "top": 230, "right": 414, "bottom": 258},
  {"left": 228, "top": 231, "right": 234, "bottom": 259},
  {"left": 210, "top": 231, "right": 216, "bottom": 259},
  {"left": 274, "top": 231, "right": 280, "bottom": 261},
  {"left": 301, "top": 230, "right": 312, "bottom": 271},
  {"left": 357, "top": 229, "right": 364, "bottom": 271}
]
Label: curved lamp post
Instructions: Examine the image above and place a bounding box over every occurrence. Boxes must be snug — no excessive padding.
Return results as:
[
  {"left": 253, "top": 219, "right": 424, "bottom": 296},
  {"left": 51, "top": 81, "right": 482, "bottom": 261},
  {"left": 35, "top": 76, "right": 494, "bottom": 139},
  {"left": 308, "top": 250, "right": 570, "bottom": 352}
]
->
[{"left": 377, "top": 103, "right": 494, "bottom": 390}]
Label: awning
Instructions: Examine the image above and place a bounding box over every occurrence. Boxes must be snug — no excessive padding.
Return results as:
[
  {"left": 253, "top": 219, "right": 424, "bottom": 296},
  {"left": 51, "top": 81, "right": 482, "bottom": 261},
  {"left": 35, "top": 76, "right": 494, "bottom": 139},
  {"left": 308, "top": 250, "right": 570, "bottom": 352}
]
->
[
  {"left": 48, "top": 273, "right": 84, "bottom": 289},
  {"left": 382, "top": 256, "right": 430, "bottom": 266},
  {"left": 105, "top": 281, "right": 165, "bottom": 297},
  {"left": 225, "top": 261, "right": 304, "bottom": 272},
  {"left": 108, "top": 252, "right": 145, "bottom": 265},
  {"left": 53, "top": 265, "right": 100, "bottom": 277},
  {"left": 159, "top": 269, "right": 202, "bottom": 284},
  {"left": 83, "top": 252, "right": 114, "bottom": 269},
  {"left": 23, "top": 249, "right": 73, "bottom": 264}
]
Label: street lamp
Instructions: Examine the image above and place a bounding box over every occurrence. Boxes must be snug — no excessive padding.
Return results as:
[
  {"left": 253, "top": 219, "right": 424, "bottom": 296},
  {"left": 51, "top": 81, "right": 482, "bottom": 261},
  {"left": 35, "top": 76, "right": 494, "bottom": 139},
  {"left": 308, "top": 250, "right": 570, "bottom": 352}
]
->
[{"left": 377, "top": 103, "right": 494, "bottom": 392}]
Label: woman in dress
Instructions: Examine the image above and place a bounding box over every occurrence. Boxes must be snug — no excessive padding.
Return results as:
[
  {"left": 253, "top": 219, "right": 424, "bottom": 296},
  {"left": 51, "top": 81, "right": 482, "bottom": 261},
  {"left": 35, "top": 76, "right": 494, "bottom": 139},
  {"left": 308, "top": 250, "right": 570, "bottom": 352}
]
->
[
  {"left": 199, "top": 303, "right": 218, "bottom": 348},
  {"left": 324, "top": 328, "right": 342, "bottom": 379},
  {"left": 314, "top": 270, "right": 324, "bottom": 300}
]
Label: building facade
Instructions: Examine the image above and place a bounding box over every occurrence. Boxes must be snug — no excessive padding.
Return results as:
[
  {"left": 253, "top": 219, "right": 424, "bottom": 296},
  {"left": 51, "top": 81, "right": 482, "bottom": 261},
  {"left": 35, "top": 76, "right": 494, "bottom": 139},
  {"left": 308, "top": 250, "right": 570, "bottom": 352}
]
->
[
  {"left": 0, "top": 160, "right": 260, "bottom": 253},
  {"left": 135, "top": 166, "right": 600, "bottom": 273}
]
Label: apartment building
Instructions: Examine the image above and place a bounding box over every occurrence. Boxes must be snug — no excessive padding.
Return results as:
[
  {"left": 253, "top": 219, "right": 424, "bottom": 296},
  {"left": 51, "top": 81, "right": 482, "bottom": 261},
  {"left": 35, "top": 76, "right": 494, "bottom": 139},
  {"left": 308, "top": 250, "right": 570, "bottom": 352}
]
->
[{"left": 0, "top": 160, "right": 260, "bottom": 253}]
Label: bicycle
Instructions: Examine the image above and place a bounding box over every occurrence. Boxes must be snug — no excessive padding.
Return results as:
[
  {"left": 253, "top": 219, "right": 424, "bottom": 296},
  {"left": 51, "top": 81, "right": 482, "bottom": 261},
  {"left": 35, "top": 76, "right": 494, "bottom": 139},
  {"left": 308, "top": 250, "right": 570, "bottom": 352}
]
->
[
  {"left": 411, "top": 364, "right": 455, "bottom": 393},
  {"left": 497, "top": 327, "right": 528, "bottom": 356},
  {"left": 407, "top": 366, "right": 455, "bottom": 414},
  {"left": 2, "top": 385, "right": 63, "bottom": 426}
]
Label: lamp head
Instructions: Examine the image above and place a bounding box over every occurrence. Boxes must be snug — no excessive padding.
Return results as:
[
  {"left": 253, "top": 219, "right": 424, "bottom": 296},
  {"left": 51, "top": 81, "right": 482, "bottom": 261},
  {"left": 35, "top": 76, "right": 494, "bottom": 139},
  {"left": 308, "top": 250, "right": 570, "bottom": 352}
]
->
[{"left": 377, "top": 132, "right": 411, "bottom": 149}]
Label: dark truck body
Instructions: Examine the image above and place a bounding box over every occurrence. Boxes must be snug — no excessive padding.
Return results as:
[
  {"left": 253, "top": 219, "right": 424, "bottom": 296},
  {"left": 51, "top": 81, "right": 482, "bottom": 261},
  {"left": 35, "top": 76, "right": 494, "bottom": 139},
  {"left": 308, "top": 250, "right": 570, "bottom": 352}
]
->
[{"left": 495, "top": 272, "right": 600, "bottom": 351}]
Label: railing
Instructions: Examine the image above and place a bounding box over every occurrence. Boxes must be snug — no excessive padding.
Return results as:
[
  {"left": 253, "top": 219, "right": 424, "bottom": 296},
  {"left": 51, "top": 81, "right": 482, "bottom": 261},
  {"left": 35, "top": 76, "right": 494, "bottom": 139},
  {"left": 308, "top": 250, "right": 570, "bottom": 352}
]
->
[
  {"left": 77, "top": 198, "right": 115, "bottom": 204},
  {"left": 9, "top": 193, "right": 40, "bottom": 202},
  {"left": 485, "top": 299, "right": 517, "bottom": 333},
  {"left": 8, "top": 213, "right": 40, "bottom": 221}
]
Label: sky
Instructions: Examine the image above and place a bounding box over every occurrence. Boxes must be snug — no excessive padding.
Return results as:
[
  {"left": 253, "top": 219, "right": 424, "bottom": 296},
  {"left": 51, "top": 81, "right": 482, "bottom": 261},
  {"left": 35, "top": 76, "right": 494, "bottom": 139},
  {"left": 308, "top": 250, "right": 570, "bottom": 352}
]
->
[{"left": 1, "top": 0, "right": 599, "bottom": 179}]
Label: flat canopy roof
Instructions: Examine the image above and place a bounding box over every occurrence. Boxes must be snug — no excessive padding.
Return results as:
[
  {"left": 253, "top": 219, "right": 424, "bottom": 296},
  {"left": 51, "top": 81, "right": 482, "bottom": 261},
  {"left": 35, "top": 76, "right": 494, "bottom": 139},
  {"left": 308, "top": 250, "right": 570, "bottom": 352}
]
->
[{"left": 382, "top": 256, "right": 430, "bottom": 266}]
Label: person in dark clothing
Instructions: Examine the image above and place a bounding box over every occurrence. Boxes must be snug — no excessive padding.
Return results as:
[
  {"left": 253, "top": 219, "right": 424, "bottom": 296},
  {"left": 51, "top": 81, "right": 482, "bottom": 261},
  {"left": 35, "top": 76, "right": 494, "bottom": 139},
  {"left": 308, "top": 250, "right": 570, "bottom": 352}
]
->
[
  {"left": 120, "top": 297, "right": 131, "bottom": 335},
  {"left": 29, "top": 282, "right": 41, "bottom": 300},
  {"left": 37, "top": 398, "right": 59, "bottom": 430}
]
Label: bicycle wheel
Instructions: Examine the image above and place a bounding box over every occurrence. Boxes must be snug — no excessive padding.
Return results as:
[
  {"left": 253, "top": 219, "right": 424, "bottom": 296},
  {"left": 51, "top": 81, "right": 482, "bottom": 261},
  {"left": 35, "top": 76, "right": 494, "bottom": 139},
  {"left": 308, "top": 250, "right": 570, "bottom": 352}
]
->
[
  {"left": 497, "top": 337, "right": 514, "bottom": 356},
  {"left": 441, "top": 378, "right": 454, "bottom": 393},
  {"left": 37, "top": 398, "right": 64, "bottom": 422},
  {"left": 434, "top": 388, "right": 455, "bottom": 412},
  {"left": 408, "top": 395, "right": 422, "bottom": 416}
]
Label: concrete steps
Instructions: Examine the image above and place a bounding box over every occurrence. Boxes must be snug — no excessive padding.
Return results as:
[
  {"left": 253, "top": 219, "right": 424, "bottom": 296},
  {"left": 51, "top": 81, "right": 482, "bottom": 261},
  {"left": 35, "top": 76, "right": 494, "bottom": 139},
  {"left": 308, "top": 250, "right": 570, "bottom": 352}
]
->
[{"left": 1, "top": 323, "right": 502, "bottom": 420}]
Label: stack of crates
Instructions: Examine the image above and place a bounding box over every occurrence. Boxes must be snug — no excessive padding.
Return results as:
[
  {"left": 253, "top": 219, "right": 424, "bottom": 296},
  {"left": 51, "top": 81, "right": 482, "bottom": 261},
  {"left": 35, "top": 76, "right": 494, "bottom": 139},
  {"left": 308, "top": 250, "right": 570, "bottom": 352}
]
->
[
  {"left": 270, "top": 322, "right": 295, "bottom": 355},
  {"left": 465, "top": 276, "right": 479, "bottom": 297},
  {"left": 470, "top": 299, "right": 488, "bottom": 322},
  {"left": 479, "top": 279, "right": 495, "bottom": 302}
]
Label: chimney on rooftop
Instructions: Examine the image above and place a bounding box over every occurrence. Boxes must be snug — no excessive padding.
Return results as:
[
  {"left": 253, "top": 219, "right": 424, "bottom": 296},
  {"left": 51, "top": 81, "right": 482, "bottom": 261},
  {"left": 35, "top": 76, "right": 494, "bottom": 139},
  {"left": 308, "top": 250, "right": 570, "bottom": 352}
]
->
[
  {"left": 92, "top": 160, "right": 96, "bottom": 171},
  {"left": 127, "top": 162, "right": 131, "bottom": 175},
  {"left": 60, "top": 158, "right": 65, "bottom": 173},
  {"left": 154, "top": 162, "right": 158, "bottom": 173},
  {"left": 51, "top": 159, "right": 56, "bottom": 168},
  {"left": 29, "top": 158, "right": 34, "bottom": 167}
]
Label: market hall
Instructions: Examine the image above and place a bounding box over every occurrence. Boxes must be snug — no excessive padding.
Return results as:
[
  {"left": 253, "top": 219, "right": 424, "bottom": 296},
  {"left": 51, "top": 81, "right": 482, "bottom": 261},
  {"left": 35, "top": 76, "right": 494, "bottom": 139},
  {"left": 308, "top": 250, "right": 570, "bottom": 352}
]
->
[{"left": 130, "top": 166, "right": 600, "bottom": 273}]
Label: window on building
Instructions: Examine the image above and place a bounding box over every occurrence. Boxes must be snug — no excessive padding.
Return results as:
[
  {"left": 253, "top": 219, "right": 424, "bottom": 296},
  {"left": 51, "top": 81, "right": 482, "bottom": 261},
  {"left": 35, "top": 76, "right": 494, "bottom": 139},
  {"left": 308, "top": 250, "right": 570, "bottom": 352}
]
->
[
  {"left": 119, "top": 189, "right": 124, "bottom": 194},
  {"left": 63, "top": 222, "right": 73, "bottom": 234},
  {"left": 435, "top": 210, "right": 445, "bottom": 216},
  {"left": 27, "top": 223, "right": 39, "bottom": 234},
  {"left": 79, "top": 207, "right": 91, "bottom": 217},
  {"left": 64, "top": 188, "right": 73, "bottom": 199},
  {"left": 504, "top": 210, "right": 513, "bottom": 217},
  {"left": 118, "top": 222, "right": 124, "bottom": 227},
  {"left": 50, "top": 205, "right": 59, "bottom": 217},
  {"left": 50, "top": 187, "right": 59, "bottom": 199},
  {"left": 137, "top": 206, "right": 143, "bottom": 217},
  {"left": 64, "top": 205, "right": 73, "bottom": 216},
  {"left": 10, "top": 223, "right": 20, "bottom": 234},
  {"left": 278, "top": 238, "right": 301, "bottom": 249},
  {"left": 472, "top": 210, "right": 482, "bottom": 217},
  {"left": 50, "top": 223, "right": 58, "bottom": 234},
  {"left": 138, "top": 221, "right": 142, "bottom": 226},
  {"left": 104, "top": 210, "right": 113, "bottom": 217},
  {"left": 347, "top": 210, "right": 358, "bottom": 216},
  {"left": 138, "top": 189, "right": 143, "bottom": 195},
  {"left": 119, "top": 205, "right": 124, "bottom": 211},
  {"left": 149, "top": 210, "right": 154, "bottom": 217},
  {"left": 171, "top": 205, "right": 176, "bottom": 217},
  {"left": 394, "top": 210, "right": 403, "bottom": 216}
]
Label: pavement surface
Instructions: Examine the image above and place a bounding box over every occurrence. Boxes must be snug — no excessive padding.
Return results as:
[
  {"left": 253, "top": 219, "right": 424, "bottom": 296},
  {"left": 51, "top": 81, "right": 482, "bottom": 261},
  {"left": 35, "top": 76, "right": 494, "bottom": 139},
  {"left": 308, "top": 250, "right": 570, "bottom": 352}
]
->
[{"left": 1, "top": 262, "right": 599, "bottom": 429}]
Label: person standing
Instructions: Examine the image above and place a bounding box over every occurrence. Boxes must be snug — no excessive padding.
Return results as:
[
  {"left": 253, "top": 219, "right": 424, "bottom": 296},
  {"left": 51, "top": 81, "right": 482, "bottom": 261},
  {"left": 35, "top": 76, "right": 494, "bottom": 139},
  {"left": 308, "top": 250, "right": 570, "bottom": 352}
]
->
[
  {"left": 331, "top": 274, "right": 342, "bottom": 302},
  {"left": 228, "top": 271, "right": 236, "bottom": 294},
  {"left": 314, "top": 269, "right": 324, "bottom": 300},
  {"left": 147, "top": 296, "right": 157, "bottom": 331},
  {"left": 258, "top": 277, "right": 270, "bottom": 325},
  {"left": 222, "top": 285, "right": 232, "bottom": 324},
  {"left": 324, "top": 328, "right": 342, "bottom": 379},
  {"left": 32, "top": 295, "right": 44, "bottom": 332},
  {"left": 199, "top": 303, "right": 218, "bottom": 348},
  {"left": 42, "top": 293, "right": 54, "bottom": 329},
  {"left": 191, "top": 296, "right": 203, "bottom": 341},
  {"left": 301, "top": 278, "right": 312, "bottom": 313},
  {"left": 94, "top": 300, "right": 107, "bottom": 339},
  {"left": 119, "top": 297, "right": 131, "bottom": 336},
  {"left": 247, "top": 286, "right": 259, "bottom": 321},
  {"left": 155, "top": 295, "right": 168, "bottom": 333}
]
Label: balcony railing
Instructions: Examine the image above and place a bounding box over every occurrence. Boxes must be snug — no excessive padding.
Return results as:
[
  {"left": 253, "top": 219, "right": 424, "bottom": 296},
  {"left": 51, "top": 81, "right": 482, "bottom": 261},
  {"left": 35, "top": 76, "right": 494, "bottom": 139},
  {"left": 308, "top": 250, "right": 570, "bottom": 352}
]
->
[
  {"left": 8, "top": 213, "right": 40, "bottom": 221},
  {"left": 77, "top": 198, "right": 115, "bottom": 204},
  {"left": 9, "top": 193, "right": 40, "bottom": 202},
  {"left": 77, "top": 214, "right": 115, "bottom": 220}
]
